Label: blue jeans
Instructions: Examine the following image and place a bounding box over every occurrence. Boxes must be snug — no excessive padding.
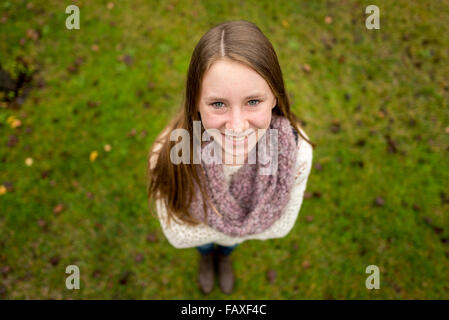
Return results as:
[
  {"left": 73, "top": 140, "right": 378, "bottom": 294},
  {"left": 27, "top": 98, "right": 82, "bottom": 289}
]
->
[{"left": 196, "top": 243, "right": 238, "bottom": 256}]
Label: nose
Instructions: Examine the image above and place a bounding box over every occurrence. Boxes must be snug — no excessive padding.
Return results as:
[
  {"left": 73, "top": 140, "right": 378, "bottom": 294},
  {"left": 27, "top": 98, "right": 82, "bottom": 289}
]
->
[{"left": 225, "top": 107, "right": 248, "bottom": 134}]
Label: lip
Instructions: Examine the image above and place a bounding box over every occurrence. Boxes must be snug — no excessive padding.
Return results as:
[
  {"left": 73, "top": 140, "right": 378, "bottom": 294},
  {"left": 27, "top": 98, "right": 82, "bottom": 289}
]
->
[{"left": 221, "top": 131, "right": 253, "bottom": 146}]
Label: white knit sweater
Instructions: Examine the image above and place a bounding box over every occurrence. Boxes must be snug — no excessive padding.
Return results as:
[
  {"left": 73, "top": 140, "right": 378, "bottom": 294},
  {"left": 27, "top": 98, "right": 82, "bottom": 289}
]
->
[{"left": 150, "top": 127, "right": 313, "bottom": 249}]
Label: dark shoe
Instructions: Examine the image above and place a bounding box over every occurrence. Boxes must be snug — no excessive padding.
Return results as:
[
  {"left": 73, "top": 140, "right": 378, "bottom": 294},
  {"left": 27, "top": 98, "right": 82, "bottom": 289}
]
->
[
  {"left": 197, "top": 252, "right": 215, "bottom": 294},
  {"left": 216, "top": 252, "right": 235, "bottom": 294}
]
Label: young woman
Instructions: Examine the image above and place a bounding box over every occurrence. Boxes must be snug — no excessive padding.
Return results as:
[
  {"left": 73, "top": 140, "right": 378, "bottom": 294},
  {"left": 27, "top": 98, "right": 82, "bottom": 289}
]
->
[{"left": 147, "top": 20, "right": 315, "bottom": 295}]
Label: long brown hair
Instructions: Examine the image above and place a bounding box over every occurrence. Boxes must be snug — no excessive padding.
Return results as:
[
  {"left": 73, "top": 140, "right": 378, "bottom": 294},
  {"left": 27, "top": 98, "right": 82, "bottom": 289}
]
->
[{"left": 147, "top": 20, "right": 316, "bottom": 227}]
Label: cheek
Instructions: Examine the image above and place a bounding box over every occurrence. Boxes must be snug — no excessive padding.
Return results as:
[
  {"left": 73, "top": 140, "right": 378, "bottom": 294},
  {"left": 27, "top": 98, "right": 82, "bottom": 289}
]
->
[
  {"left": 199, "top": 106, "right": 222, "bottom": 130},
  {"left": 250, "top": 108, "right": 272, "bottom": 129}
]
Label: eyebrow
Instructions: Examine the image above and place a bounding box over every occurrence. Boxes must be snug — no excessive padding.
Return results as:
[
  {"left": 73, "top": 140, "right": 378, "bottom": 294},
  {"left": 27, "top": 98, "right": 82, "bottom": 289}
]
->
[{"left": 204, "top": 93, "right": 266, "bottom": 102}]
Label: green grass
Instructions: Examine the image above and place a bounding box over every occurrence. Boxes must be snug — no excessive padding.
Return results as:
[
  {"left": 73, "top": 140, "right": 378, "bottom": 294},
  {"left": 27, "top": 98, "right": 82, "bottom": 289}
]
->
[{"left": 1, "top": 0, "right": 449, "bottom": 299}]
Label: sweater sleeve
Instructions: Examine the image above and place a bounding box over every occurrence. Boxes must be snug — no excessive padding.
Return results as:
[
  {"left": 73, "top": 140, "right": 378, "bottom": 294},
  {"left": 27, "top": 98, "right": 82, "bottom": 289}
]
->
[{"left": 151, "top": 127, "right": 313, "bottom": 249}]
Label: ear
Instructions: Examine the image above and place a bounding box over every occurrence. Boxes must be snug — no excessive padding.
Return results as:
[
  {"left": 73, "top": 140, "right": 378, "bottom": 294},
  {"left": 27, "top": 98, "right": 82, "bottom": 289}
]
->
[{"left": 272, "top": 98, "right": 278, "bottom": 109}]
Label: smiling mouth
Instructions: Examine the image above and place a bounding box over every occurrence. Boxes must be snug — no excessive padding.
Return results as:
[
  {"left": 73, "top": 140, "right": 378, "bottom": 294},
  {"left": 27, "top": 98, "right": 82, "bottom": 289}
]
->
[{"left": 221, "top": 131, "right": 254, "bottom": 146}]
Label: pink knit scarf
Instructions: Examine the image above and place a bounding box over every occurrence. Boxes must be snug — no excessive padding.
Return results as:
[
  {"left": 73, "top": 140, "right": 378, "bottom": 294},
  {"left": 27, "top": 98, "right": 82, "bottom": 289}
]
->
[{"left": 189, "top": 115, "right": 298, "bottom": 237}]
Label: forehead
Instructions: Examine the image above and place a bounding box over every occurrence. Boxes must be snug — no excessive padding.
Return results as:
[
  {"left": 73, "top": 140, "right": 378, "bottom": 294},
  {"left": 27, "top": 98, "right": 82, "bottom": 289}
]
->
[{"left": 200, "top": 59, "right": 272, "bottom": 98}]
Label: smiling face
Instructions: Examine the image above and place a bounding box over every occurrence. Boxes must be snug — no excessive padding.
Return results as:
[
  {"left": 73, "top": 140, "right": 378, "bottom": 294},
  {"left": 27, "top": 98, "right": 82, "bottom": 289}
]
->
[{"left": 198, "top": 59, "right": 277, "bottom": 165}]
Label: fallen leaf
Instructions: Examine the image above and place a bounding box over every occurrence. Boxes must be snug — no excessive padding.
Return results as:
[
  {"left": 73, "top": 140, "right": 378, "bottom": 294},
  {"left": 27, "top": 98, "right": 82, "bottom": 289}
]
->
[
  {"left": 49, "top": 255, "right": 60, "bottom": 266},
  {"left": 385, "top": 134, "right": 398, "bottom": 153},
  {"left": 127, "top": 128, "right": 137, "bottom": 137},
  {"left": 134, "top": 253, "right": 144, "bottom": 263},
  {"left": 302, "top": 64, "right": 311, "bottom": 73},
  {"left": 7, "top": 135, "right": 19, "bottom": 148},
  {"left": 107, "top": 2, "right": 114, "bottom": 9},
  {"left": 104, "top": 144, "right": 111, "bottom": 152},
  {"left": 146, "top": 233, "right": 157, "bottom": 242},
  {"left": 89, "top": 151, "right": 98, "bottom": 162},
  {"left": 26, "top": 28, "right": 39, "bottom": 41},
  {"left": 324, "top": 16, "right": 332, "bottom": 24},
  {"left": 330, "top": 119, "right": 341, "bottom": 133},
  {"left": 0, "top": 265, "right": 11, "bottom": 275},
  {"left": 306, "top": 215, "right": 314, "bottom": 222},
  {"left": 118, "top": 271, "right": 132, "bottom": 285},
  {"left": 11, "top": 119, "right": 21, "bottom": 128},
  {"left": 0, "top": 185, "right": 7, "bottom": 195},
  {"left": 355, "top": 139, "right": 366, "bottom": 147},
  {"left": 118, "top": 54, "right": 133, "bottom": 66},
  {"left": 302, "top": 260, "right": 311, "bottom": 269},
  {"left": 25, "top": 157, "right": 33, "bottom": 166},
  {"left": 266, "top": 269, "right": 276, "bottom": 284},
  {"left": 374, "top": 196, "right": 385, "bottom": 207},
  {"left": 53, "top": 204, "right": 65, "bottom": 215},
  {"left": 91, "top": 44, "right": 99, "bottom": 52}
]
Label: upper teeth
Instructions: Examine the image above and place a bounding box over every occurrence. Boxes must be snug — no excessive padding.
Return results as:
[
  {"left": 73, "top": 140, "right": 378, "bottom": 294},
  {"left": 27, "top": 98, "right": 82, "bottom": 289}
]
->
[{"left": 226, "top": 135, "right": 246, "bottom": 141}]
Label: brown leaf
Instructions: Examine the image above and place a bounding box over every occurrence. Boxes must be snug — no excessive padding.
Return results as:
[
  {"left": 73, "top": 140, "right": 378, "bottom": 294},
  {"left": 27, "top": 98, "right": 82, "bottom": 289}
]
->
[
  {"left": 118, "top": 271, "right": 132, "bottom": 285},
  {"left": 374, "top": 197, "right": 385, "bottom": 207},
  {"left": 385, "top": 134, "right": 398, "bottom": 154},
  {"left": 330, "top": 119, "right": 341, "bottom": 133},
  {"left": 49, "top": 255, "right": 60, "bottom": 266},
  {"left": 119, "top": 54, "right": 133, "bottom": 66},
  {"left": 26, "top": 28, "right": 39, "bottom": 41},
  {"left": 53, "top": 204, "right": 65, "bottom": 215},
  {"left": 134, "top": 253, "right": 144, "bottom": 263},
  {"left": 0, "top": 265, "right": 11, "bottom": 275},
  {"left": 127, "top": 128, "right": 137, "bottom": 137},
  {"left": 92, "top": 270, "right": 101, "bottom": 278},
  {"left": 350, "top": 160, "right": 364, "bottom": 168},
  {"left": 314, "top": 163, "right": 323, "bottom": 171},
  {"left": 266, "top": 269, "right": 276, "bottom": 284},
  {"left": 87, "top": 101, "right": 100, "bottom": 108},
  {"left": 302, "top": 64, "right": 311, "bottom": 73},
  {"left": 3, "top": 181, "right": 14, "bottom": 192},
  {"left": 355, "top": 139, "right": 366, "bottom": 147},
  {"left": 146, "top": 233, "right": 157, "bottom": 242},
  {"left": 7, "top": 135, "right": 18, "bottom": 148},
  {"left": 306, "top": 215, "right": 314, "bottom": 222},
  {"left": 302, "top": 260, "right": 311, "bottom": 269},
  {"left": 312, "top": 192, "right": 322, "bottom": 198}
]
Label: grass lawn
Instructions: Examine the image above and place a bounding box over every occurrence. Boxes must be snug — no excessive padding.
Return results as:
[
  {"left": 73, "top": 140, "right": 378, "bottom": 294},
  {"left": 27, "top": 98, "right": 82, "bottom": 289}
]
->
[{"left": 1, "top": 0, "right": 448, "bottom": 299}]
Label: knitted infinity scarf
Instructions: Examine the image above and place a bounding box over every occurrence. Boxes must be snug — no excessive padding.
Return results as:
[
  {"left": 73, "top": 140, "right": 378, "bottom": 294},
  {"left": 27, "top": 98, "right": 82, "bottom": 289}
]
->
[{"left": 189, "top": 114, "right": 298, "bottom": 237}]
